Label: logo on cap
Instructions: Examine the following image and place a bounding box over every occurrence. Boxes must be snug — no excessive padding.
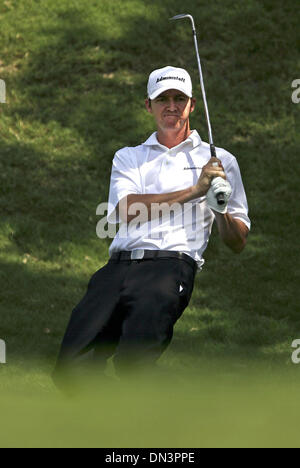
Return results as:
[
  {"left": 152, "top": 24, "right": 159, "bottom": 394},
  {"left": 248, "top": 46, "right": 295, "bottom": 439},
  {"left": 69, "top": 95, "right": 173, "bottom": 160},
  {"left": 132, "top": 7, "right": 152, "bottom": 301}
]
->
[{"left": 156, "top": 76, "right": 186, "bottom": 84}]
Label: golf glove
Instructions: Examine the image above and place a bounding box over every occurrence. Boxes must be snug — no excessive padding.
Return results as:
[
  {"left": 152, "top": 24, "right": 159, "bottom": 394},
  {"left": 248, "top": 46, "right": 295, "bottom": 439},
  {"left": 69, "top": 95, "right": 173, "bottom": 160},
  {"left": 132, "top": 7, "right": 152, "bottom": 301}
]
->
[{"left": 206, "top": 177, "right": 232, "bottom": 214}]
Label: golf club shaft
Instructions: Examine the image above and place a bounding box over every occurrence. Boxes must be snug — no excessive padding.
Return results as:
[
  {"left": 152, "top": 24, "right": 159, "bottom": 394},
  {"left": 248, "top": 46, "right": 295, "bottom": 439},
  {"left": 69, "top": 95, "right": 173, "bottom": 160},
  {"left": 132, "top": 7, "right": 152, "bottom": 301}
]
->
[{"left": 170, "top": 14, "right": 225, "bottom": 205}]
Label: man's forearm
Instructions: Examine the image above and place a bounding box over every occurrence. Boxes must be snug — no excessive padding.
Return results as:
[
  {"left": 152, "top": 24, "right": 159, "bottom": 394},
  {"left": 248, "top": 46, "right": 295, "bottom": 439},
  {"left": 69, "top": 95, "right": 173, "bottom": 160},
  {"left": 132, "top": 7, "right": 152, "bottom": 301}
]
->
[
  {"left": 119, "top": 186, "right": 199, "bottom": 223},
  {"left": 213, "top": 212, "right": 249, "bottom": 254}
]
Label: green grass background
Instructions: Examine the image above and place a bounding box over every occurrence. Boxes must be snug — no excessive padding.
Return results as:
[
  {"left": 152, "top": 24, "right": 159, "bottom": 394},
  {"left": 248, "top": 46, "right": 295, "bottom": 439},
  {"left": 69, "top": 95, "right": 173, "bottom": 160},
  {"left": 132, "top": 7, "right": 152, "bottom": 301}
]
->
[{"left": 0, "top": 0, "right": 300, "bottom": 447}]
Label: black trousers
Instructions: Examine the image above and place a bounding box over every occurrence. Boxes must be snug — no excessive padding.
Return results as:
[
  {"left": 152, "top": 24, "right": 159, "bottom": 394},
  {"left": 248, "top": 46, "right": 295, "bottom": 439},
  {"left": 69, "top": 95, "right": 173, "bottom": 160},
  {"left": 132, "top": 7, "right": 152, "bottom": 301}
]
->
[{"left": 54, "top": 255, "right": 197, "bottom": 377}]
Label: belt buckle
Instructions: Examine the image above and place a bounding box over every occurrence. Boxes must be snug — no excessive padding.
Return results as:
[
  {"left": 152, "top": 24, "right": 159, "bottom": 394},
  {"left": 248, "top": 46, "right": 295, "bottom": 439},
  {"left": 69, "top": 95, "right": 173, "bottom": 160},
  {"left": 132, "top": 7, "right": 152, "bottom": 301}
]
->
[{"left": 131, "top": 249, "right": 145, "bottom": 260}]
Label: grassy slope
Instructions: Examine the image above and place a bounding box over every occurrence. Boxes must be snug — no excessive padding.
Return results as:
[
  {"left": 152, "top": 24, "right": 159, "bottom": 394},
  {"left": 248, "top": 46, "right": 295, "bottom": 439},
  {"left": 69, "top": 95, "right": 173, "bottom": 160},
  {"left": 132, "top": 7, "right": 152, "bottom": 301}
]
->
[{"left": 0, "top": 0, "right": 299, "bottom": 385}]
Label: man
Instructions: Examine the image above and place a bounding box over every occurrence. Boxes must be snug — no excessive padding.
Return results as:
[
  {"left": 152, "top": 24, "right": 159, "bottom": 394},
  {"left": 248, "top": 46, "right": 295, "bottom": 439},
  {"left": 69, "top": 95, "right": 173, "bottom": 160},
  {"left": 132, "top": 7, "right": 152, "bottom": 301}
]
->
[{"left": 53, "top": 66, "right": 250, "bottom": 383}]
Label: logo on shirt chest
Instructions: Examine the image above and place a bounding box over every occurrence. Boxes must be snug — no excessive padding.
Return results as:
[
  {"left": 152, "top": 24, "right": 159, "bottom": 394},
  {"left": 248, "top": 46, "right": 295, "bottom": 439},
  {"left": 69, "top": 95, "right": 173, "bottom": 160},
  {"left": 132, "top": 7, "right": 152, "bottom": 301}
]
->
[{"left": 183, "top": 166, "right": 202, "bottom": 170}]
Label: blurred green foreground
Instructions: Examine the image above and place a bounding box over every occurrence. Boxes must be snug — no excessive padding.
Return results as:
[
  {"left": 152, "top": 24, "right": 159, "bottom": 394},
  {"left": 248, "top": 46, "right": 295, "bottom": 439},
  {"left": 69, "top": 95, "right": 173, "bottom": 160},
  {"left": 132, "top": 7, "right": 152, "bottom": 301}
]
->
[{"left": 1, "top": 363, "right": 300, "bottom": 448}]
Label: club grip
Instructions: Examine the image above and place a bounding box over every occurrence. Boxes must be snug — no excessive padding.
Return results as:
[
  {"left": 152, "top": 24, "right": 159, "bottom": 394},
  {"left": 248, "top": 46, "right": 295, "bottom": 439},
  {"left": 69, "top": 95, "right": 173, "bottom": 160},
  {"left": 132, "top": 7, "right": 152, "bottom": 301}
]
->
[
  {"left": 211, "top": 145, "right": 225, "bottom": 206},
  {"left": 216, "top": 192, "right": 225, "bottom": 205}
]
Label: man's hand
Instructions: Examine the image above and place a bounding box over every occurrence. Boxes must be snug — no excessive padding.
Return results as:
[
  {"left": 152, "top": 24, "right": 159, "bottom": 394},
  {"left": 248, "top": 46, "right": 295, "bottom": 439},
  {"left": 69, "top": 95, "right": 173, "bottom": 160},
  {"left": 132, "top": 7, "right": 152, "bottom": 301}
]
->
[
  {"left": 192, "top": 157, "right": 226, "bottom": 198},
  {"left": 206, "top": 177, "right": 232, "bottom": 214}
]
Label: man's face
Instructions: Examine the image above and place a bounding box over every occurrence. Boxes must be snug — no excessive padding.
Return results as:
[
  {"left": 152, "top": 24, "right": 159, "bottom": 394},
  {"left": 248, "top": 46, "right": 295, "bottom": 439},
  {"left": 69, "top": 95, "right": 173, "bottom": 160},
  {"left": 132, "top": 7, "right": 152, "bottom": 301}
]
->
[{"left": 145, "top": 89, "right": 196, "bottom": 132}]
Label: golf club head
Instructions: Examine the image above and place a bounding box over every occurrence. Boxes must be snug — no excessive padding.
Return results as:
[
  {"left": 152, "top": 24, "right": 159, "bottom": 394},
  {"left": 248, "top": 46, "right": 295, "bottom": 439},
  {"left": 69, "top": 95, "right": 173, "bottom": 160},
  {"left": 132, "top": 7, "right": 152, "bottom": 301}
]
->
[
  {"left": 169, "top": 14, "right": 195, "bottom": 30},
  {"left": 170, "top": 14, "right": 190, "bottom": 20}
]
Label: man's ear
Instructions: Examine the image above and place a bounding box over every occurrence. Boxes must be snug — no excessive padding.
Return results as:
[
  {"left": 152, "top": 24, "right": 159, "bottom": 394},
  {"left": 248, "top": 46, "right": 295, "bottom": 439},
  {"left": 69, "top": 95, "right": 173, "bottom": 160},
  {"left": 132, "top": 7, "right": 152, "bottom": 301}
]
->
[
  {"left": 190, "top": 97, "right": 196, "bottom": 113},
  {"left": 145, "top": 98, "right": 153, "bottom": 114}
]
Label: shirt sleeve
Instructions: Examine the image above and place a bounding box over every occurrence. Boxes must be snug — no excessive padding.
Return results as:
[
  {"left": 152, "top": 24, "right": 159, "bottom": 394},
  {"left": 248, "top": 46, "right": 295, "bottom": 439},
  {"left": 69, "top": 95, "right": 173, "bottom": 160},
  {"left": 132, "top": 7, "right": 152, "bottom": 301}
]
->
[
  {"left": 226, "top": 157, "right": 251, "bottom": 230},
  {"left": 107, "top": 148, "right": 142, "bottom": 224}
]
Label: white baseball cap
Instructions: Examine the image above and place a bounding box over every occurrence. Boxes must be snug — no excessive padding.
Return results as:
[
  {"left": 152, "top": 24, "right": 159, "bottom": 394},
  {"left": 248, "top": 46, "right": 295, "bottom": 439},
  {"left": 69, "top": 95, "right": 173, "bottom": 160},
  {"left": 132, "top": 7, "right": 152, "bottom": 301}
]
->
[{"left": 147, "top": 66, "right": 193, "bottom": 100}]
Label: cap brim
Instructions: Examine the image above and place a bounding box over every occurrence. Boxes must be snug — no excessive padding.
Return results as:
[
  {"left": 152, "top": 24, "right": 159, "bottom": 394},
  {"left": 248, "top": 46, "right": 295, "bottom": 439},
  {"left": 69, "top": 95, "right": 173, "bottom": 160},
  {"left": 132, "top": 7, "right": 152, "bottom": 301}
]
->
[{"left": 149, "top": 84, "right": 192, "bottom": 100}]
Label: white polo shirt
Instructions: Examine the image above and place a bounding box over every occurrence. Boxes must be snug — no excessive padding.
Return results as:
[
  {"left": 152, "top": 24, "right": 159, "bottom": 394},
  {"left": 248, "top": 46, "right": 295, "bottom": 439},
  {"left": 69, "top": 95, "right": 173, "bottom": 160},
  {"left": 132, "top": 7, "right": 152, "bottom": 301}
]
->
[{"left": 107, "top": 130, "right": 250, "bottom": 272}]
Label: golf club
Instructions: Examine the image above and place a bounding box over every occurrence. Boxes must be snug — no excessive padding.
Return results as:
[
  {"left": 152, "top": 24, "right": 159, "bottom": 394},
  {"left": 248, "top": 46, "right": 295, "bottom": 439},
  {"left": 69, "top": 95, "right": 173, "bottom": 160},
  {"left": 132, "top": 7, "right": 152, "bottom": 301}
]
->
[{"left": 170, "top": 14, "right": 225, "bottom": 205}]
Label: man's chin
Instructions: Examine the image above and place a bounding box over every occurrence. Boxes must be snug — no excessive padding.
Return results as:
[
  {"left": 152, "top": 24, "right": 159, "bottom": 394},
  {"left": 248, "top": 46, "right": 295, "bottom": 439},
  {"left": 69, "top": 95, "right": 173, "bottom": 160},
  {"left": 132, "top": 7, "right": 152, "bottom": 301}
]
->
[
  {"left": 161, "top": 120, "right": 182, "bottom": 130},
  {"left": 162, "top": 125, "right": 182, "bottom": 131},
  {"left": 164, "top": 117, "right": 180, "bottom": 123}
]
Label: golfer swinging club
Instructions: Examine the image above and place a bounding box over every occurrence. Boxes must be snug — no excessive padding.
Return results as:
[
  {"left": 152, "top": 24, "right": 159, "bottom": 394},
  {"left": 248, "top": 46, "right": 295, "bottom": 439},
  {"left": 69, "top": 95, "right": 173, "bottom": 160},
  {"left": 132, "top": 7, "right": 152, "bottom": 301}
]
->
[{"left": 53, "top": 66, "right": 250, "bottom": 383}]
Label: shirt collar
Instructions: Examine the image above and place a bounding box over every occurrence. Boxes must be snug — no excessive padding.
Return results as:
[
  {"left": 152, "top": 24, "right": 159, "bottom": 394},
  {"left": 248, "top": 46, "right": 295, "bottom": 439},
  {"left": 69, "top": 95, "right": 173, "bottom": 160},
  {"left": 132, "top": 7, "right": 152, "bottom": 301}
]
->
[{"left": 143, "top": 129, "right": 202, "bottom": 150}]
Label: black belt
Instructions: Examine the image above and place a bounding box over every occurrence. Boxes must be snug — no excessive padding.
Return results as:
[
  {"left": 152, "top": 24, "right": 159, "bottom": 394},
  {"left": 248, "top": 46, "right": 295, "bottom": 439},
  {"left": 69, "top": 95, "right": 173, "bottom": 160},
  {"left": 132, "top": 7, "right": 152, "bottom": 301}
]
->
[{"left": 109, "top": 250, "right": 198, "bottom": 274}]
